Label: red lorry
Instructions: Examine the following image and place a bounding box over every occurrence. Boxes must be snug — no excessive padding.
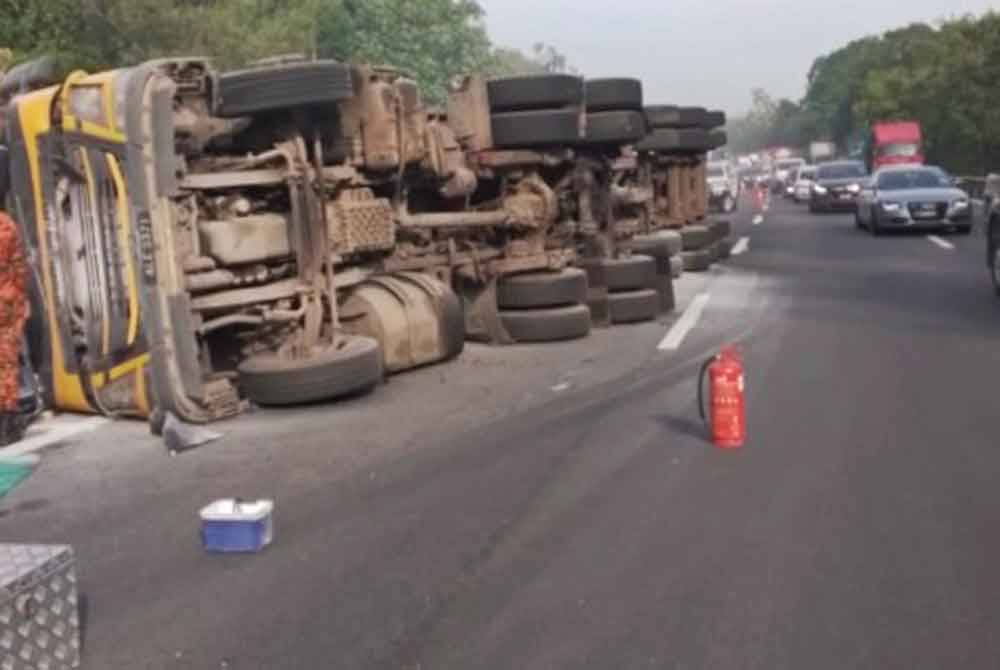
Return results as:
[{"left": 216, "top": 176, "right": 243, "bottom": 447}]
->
[{"left": 866, "top": 121, "right": 924, "bottom": 171}]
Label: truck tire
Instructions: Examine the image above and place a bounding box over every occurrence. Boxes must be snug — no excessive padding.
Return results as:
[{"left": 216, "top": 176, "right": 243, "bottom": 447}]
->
[
  {"left": 497, "top": 268, "right": 588, "bottom": 309},
  {"left": 609, "top": 289, "right": 660, "bottom": 324},
  {"left": 669, "top": 255, "right": 684, "bottom": 279},
  {"left": 682, "top": 249, "right": 713, "bottom": 272},
  {"left": 680, "top": 225, "right": 713, "bottom": 250},
  {"left": 635, "top": 128, "right": 710, "bottom": 153},
  {"left": 216, "top": 61, "right": 353, "bottom": 118},
  {"left": 643, "top": 105, "right": 707, "bottom": 129},
  {"left": 708, "top": 130, "right": 727, "bottom": 149},
  {"left": 703, "top": 110, "right": 726, "bottom": 129},
  {"left": 500, "top": 304, "right": 592, "bottom": 342},
  {"left": 625, "top": 230, "right": 682, "bottom": 258},
  {"left": 238, "top": 336, "right": 382, "bottom": 406},
  {"left": 598, "top": 255, "right": 658, "bottom": 291},
  {"left": 487, "top": 74, "right": 584, "bottom": 112},
  {"left": 582, "top": 110, "right": 647, "bottom": 145},
  {"left": 710, "top": 219, "right": 732, "bottom": 240},
  {"left": 584, "top": 78, "right": 643, "bottom": 111},
  {"left": 491, "top": 109, "right": 583, "bottom": 148}
]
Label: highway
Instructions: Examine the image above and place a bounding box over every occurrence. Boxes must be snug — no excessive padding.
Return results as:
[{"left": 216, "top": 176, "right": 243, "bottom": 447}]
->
[{"left": 5, "top": 197, "right": 1000, "bottom": 669}]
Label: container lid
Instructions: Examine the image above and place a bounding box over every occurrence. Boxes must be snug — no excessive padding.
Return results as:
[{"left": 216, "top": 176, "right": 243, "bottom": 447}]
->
[
  {"left": 199, "top": 498, "right": 273, "bottom": 522},
  {"left": 0, "top": 544, "right": 74, "bottom": 602}
]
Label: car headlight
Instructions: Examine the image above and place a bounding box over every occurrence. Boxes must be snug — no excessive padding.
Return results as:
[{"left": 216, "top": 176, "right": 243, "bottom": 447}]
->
[
  {"left": 847, "top": 183, "right": 861, "bottom": 194},
  {"left": 881, "top": 201, "right": 902, "bottom": 212},
  {"left": 813, "top": 185, "right": 828, "bottom": 195},
  {"left": 952, "top": 198, "right": 969, "bottom": 210}
]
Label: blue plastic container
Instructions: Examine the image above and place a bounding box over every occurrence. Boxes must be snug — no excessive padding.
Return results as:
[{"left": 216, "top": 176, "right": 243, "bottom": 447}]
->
[{"left": 200, "top": 498, "right": 274, "bottom": 553}]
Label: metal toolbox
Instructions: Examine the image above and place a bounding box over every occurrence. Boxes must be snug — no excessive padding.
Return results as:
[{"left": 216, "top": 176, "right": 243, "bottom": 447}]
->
[{"left": 0, "top": 544, "right": 80, "bottom": 670}]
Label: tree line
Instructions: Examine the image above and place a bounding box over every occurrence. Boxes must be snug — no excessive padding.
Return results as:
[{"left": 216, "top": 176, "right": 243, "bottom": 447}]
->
[
  {"left": 729, "top": 12, "right": 1000, "bottom": 175},
  {"left": 0, "top": 0, "right": 572, "bottom": 104}
]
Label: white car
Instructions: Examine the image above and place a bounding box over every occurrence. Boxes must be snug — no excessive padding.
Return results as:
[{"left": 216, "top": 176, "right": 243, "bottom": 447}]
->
[
  {"left": 793, "top": 166, "right": 817, "bottom": 203},
  {"left": 707, "top": 161, "right": 740, "bottom": 213}
]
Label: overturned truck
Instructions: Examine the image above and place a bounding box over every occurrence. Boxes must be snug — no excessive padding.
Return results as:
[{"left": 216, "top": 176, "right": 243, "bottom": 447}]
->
[{"left": 9, "top": 58, "right": 655, "bottom": 426}]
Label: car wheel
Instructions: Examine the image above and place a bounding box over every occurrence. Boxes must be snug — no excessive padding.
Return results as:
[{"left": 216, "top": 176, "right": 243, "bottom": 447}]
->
[
  {"left": 500, "top": 304, "right": 592, "bottom": 342},
  {"left": 216, "top": 60, "right": 353, "bottom": 117},
  {"left": 854, "top": 210, "right": 864, "bottom": 229},
  {"left": 238, "top": 336, "right": 383, "bottom": 406},
  {"left": 955, "top": 224, "right": 972, "bottom": 235},
  {"left": 487, "top": 74, "right": 584, "bottom": 112},
  {"left": 491, "top": 109, "right": 583, "bottom": 148},
  {"left": 497, "top": 268, "right": 588, "bottom": 309},
  {"left": 584, "top": 78, "right": 643, "bottom": 112},
  {"left": 608, "top": 289, "right": 660, "bottom": 324},
  {"left": 870, "top": 210, "right": 882, "bottom": 236}
]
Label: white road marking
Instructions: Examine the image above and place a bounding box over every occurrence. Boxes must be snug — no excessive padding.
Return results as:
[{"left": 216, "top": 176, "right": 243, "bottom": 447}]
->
[
  {"left": 731, "top": 236, "right": 750, "bottom": 256},
  {"left": 1, "top": 415, "right": 110, "bottom": 457},
  {"left": 658, "top": 292, "right": 711, "bottom": 351},
  {"left": 550, "top": 382, "right": 571, "bottom": 393},
  {"left": 752, "top": 215, "right": 763, "bottom": 226},
  {"left": 927, "top": 235, "right": 954, "bottom": 250}
]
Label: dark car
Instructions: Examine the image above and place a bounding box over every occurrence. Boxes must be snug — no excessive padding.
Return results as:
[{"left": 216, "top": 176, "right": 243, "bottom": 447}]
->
[
  {"left": 856, "top": 165, "right": 971, "bottom": 235},
  {"left": 809, "top": 160, "right": 868, "bottom": 213}
]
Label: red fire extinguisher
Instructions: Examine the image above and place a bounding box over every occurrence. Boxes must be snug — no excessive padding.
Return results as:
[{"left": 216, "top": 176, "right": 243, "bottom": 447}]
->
[{"left": 698, "top": 346, "right": 746, "bottom": 449}]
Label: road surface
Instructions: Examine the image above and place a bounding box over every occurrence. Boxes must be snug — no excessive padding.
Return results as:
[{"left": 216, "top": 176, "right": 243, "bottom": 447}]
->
[{"left": 5, "top": 198, "right": 1000, "bottom": 669}]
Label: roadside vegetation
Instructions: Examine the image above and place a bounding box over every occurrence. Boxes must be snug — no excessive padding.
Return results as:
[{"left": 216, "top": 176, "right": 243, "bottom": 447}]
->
[
  {"left": 0, "top": 0, "right": 572, "bottom": 103},
  {"left": 729, "top": 12, "right": 1000, "bottom": 174}
]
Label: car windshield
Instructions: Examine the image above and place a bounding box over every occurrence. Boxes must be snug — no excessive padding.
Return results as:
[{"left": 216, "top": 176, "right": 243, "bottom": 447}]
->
[
  {"left": 877, "top": 168, "right": 951, "bottom": 190},
  {"left": 817, "top": 163, "right": 866, "bottom": 179},
  {"left": 707, "top": 166, "right": 725, "bottom": 178},
  {"left": 878, "top": 143, "right": 920, "bottom": 157}
]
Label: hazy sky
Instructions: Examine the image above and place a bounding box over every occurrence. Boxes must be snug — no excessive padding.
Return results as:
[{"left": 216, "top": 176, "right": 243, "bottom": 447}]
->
[{"left": 478, "top": 0, "right": 999, "bottom": 115}]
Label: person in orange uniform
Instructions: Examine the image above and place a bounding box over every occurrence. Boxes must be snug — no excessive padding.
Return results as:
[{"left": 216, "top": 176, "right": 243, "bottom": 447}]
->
[{"left": 0, "top": 208, "right": 26, "bottom": 445}]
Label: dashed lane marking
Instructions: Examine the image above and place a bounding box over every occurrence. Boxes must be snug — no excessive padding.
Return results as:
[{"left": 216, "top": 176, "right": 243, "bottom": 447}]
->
[
  {"left": 731, "top": 236, "right": 750, "bottom": 256},
  {"left": 927, "top": 235, "right": 955, "bottom": 250},
  {"left": 658, "top": 292, "right": 711, "bottom": 351}
]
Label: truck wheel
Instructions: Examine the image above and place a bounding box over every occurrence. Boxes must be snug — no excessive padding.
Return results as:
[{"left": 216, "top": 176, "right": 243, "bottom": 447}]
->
[
  {"left": 991, "top": 245, "right": 1000, "bottom": 297},
  {"left": 216, "top": 60, "right": 353, "bottom": 118},
  {"left": 491, "top": 109, "right": 583, "bottom": 148},
  {"left": 669, "top": 255, "right": 684, "bottom": 279},
  {"left": 497, "top": 268, "right": 588, "bottom": 309},
  {"left": 587, "top": 255, "right": 657, "bottom": 291},
  {"left": 581, "top": 110, "right": 647, "bottom": 145},
  {"left": 643, "top": 105, "right": 707, "bottom": 129},
  {"left": 680, "top": 225, "right": 713, "bottom": 251},
  {"left": 500, "top": 304, "right": 592, "bottom": 342},
  {"left": 238, "top": 336, "right": 382, "bottom": 406},
  {"left": 625, "top": 230, "right": 682, "bottom": 258},
  {"left": 609, "top": 289, "right": 659, "bottom": 324},
  {"left": 487, "top": 74, "right": 584, "bottom": 112},
  {"left": 710, "top": 219, "right": 732, "bottom": 240},
  {"left": 703, "top": 110, "right": 726, "bottom": 129},
  {"left": 635, "top": 128, "right": 710, "bottom": 153},
  {"left": 681, "top": 249, "right": 713, "bottom": 272},
  {"left": 584, "top": 78, "right": 643, "bottom": 111}
]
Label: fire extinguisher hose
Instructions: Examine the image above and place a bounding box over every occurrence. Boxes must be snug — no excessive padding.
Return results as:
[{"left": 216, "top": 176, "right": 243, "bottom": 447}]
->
[{"left": 697, "top": 356, "right": 714, "bottom": 427}]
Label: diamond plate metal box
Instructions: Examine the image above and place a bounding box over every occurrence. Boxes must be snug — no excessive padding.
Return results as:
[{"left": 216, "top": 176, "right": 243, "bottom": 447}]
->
[{"left": 0, "top": 544, "right": 80, "bottom": 670}]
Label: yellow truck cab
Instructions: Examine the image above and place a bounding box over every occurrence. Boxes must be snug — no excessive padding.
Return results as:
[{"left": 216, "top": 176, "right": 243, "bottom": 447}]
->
[{"left": 7, "top": 67, "right": 156, "bottom": 420}]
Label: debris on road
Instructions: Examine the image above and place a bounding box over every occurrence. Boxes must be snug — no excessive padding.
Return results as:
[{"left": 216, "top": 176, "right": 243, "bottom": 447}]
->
[
  {"left": 200, "top": 499, "right": 275, "bottom": 554},
  {"left": 163, "top": 413, "right": 223, "bottom": 455}
]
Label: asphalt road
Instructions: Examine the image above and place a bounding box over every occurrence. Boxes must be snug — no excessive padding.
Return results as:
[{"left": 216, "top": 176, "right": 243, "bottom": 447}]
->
[{"left": 6, "top": 197, "right": 1000, "bottom": 669}]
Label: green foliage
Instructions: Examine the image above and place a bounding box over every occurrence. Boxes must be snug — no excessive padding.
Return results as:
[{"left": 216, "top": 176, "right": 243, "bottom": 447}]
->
[{"left": 0, "top": 0, "right": 567, "bottom": 105}]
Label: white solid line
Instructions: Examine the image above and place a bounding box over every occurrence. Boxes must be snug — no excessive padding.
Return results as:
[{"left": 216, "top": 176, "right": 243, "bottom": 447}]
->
[
  {"left": 658, "top": 292, "right": 711, "bottom": 351},
  {"left": 927, "top": 235, "right": 954, "bottom": 250},
  {"left": 731, "top": 236, "right": 750, "bottom": 256},
  {"left": 751, "top": 215, "right": 763, "bottom": 226},
  {"left": 1, "top": 415, "right": 110, "bottom": 457},
  {"left": 550, "top": 382, "right": 571, "bottom": 393}
]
